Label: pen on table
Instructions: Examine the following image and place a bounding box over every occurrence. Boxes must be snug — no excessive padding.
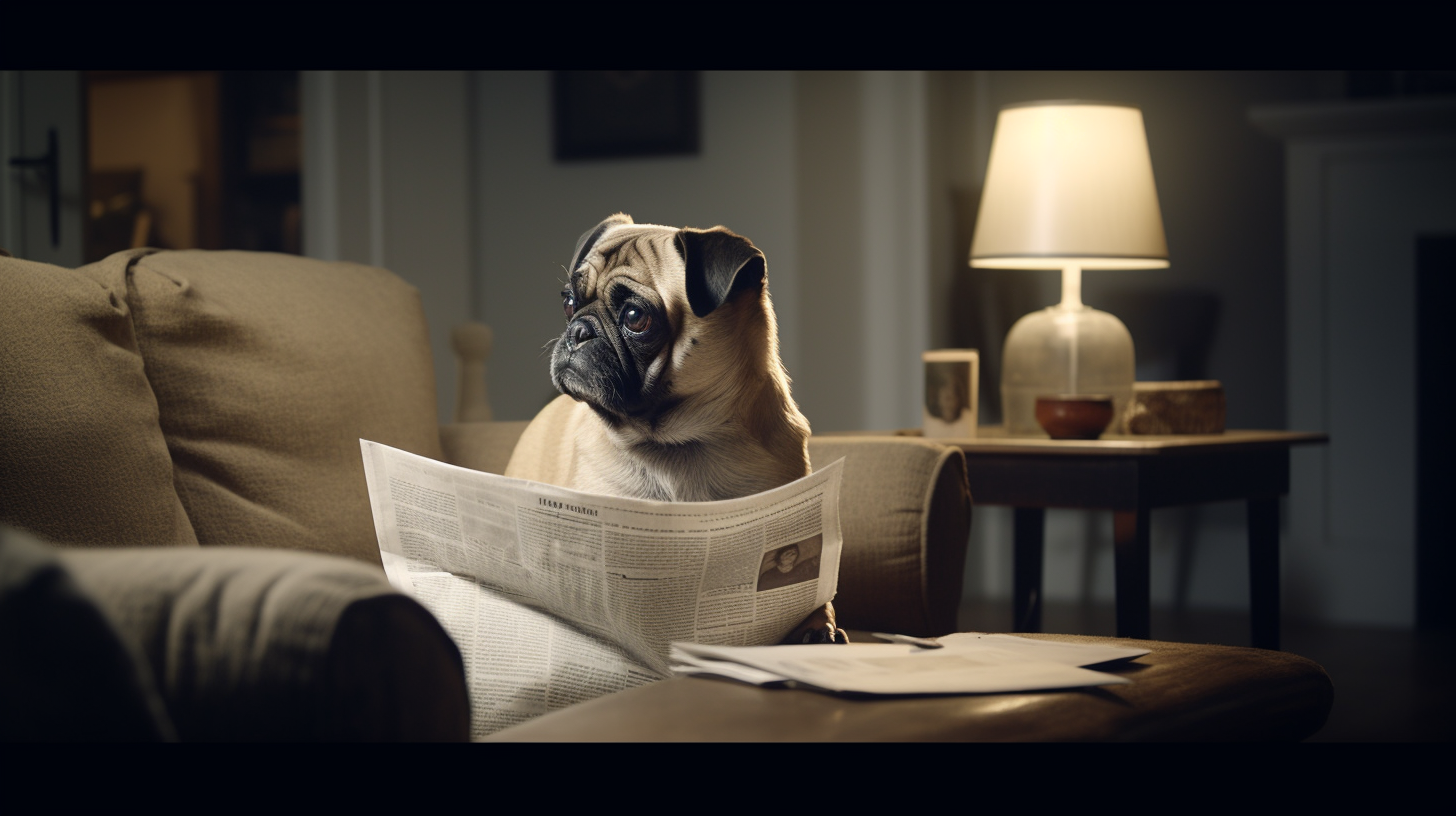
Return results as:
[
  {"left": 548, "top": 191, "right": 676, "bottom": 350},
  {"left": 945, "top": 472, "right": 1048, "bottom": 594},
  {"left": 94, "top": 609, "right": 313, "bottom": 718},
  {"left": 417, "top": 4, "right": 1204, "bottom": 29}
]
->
[{"left": 871, "top": 632, "right": 943, "bottom": 649}]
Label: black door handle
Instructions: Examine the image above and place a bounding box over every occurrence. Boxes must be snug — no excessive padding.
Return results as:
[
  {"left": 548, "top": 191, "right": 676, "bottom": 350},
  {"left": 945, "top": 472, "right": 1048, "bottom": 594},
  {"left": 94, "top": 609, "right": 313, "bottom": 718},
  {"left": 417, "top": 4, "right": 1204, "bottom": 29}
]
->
[{"left": 8, "top": 127, "right": 60, "bottom": 248}]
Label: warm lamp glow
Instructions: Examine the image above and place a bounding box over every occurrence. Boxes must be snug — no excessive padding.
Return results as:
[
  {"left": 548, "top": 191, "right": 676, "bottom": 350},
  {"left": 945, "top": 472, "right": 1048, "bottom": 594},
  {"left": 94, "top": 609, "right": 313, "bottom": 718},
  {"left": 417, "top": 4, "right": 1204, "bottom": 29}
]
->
[{"left": 970, "top": 101, "right": 1168, "bottom": 270}]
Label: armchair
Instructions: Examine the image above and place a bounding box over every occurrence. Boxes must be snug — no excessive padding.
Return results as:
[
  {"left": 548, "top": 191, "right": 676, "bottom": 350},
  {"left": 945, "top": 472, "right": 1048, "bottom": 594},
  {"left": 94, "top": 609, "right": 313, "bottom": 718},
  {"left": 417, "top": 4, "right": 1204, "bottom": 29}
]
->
[{"left": 1, "top": 247, "right": 973, "bottom": 740}]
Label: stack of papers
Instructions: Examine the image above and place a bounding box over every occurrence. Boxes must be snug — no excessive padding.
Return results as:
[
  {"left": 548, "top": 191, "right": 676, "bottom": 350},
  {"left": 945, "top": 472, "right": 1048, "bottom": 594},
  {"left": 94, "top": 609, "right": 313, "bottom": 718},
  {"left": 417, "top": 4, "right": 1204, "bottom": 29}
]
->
[{"left": 670, "top": 633, "right": 1150, "bottom": 695}]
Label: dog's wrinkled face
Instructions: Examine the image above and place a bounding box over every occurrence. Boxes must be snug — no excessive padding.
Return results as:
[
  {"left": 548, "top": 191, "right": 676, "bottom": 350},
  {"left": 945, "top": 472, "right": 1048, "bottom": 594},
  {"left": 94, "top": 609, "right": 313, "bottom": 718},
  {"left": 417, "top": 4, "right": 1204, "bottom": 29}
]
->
[
  {"left": 549, "top": 213, "right": 767, "bottom": 431},
  {"left": 551, "top": 223, "right": 676, "bottom": 423}
]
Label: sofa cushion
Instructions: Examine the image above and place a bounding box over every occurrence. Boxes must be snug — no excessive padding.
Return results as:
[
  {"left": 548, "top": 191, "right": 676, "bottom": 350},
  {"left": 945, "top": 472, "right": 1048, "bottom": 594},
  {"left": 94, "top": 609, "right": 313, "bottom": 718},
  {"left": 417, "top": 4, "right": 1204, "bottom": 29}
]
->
[
  {"left": 91, "top": 249, "right": 444, "bottom": 565},
  {"left": 0, "top": 253, "right": 197, "bottom": 548}
]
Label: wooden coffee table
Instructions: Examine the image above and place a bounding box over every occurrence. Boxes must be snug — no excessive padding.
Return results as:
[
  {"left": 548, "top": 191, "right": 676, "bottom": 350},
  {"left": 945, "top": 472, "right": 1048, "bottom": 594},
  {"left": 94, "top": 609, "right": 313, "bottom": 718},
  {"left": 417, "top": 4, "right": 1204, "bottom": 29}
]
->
[{"left": 487, "top": 632, "right": 1334, "bottom": 742}]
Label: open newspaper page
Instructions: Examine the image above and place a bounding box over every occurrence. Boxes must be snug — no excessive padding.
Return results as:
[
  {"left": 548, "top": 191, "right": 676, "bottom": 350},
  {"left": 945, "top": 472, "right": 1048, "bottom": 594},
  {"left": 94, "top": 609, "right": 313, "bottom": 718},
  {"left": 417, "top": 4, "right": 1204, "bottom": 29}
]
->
[{"left": 359, "top": 440, "right": 844, "bottom": 738}]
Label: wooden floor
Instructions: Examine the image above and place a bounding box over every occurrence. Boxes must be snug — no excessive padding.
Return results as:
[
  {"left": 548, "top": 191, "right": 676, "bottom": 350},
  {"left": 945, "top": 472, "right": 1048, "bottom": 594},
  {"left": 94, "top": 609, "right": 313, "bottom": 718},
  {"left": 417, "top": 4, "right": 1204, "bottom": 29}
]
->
[{"left": 957, "top": 598, "right": 1456, "bottom": 742}]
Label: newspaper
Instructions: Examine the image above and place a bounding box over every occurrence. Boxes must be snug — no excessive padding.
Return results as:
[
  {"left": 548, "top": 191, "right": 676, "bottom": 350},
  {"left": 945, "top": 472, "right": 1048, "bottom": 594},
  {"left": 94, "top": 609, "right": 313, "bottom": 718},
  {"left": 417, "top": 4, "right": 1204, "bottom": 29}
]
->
[
  {"left": 670, "top": 633, "right": 1149, "bottom": 695},
  {"left": 359, "top": 440, "right": 844, "bottom": 738}
]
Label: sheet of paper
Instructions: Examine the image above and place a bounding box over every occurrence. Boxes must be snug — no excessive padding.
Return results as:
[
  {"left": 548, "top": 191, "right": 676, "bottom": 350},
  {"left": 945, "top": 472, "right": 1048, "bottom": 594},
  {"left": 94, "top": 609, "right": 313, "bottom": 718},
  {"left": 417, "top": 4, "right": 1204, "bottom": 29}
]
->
[
  {"left": 672, "top": 655, "right": 794, "bottom": 686},
  {"left": 669, "top": 633, "right": 1148, "bottom": 695},
  {"left": 933, "top": 632, "right": 1150, "bottom": 666}
]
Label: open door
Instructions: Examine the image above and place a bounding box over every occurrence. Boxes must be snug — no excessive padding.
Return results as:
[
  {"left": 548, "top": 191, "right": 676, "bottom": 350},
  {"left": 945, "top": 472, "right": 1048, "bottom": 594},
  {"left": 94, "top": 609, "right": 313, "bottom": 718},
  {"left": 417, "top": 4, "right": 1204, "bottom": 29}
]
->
[{"left": 1, "top": 71, "right": 85, "bottom": 267}]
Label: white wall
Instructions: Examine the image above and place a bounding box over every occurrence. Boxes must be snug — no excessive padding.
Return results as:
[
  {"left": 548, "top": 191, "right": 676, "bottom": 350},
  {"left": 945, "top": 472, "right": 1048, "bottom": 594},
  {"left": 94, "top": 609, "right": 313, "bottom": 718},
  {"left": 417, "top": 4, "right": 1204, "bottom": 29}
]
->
[
  {"left": 302, "top": 71, "right": 473, "bottom": 427},
  {"left": 793, "top": 72, "right": 932, "bottom": 433},
  {"left": 471, "top": 71, "right": 801, "bottom": 422}
]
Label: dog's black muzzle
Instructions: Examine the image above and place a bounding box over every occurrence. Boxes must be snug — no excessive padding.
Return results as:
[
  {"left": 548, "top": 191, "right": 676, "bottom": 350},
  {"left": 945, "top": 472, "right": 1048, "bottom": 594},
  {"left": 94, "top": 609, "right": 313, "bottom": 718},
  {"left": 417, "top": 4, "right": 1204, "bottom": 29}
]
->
[
  {"left": 551, "top": 311, "right": 647, "bottom": 420},
  {"left": 565, "top": 316, "right": 598, "bottom": 350}
]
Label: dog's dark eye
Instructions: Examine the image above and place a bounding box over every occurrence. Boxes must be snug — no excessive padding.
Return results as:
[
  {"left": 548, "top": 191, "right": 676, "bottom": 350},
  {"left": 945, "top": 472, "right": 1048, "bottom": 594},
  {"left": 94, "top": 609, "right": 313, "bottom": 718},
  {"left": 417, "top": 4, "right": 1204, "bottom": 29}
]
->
[
  {"left": 562, "top": 293, "right": 577, "bottom": 319},
  {"left": 622, "top": 305, "right": 652, "bottom": 335}
]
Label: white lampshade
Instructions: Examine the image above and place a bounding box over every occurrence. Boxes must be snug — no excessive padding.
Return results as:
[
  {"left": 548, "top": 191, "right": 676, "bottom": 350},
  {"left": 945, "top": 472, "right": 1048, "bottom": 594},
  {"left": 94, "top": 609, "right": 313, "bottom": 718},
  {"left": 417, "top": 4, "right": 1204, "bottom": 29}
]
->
[{"left": 969, "top": 101, "right": 1168, "bottom": 270}]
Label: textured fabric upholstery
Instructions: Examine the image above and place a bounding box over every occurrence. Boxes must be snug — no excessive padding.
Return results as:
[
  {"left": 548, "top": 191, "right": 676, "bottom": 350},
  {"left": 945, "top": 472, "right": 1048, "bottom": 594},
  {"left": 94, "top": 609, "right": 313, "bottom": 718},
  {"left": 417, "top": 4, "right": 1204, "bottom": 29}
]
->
[
  {"left": 2, "top": 249, "right": 470, "bottom": 741},
  {"left": 92, "top": 249, "right": 444, "bottom": 565},
  {"left": 0, "top": 528, "right": 176, "bottom": 741},
  {"left": 440, "top": 420, "right": 532, "bottom": 477},
  {"left": 808, "top": 437, "right": 970, "bottom": 637},
  {"left": 60, "top": 545, "right": 469, "bottom": 741},
  {"left": 0, "top": 254, "right": 197, "bottom": 548}
]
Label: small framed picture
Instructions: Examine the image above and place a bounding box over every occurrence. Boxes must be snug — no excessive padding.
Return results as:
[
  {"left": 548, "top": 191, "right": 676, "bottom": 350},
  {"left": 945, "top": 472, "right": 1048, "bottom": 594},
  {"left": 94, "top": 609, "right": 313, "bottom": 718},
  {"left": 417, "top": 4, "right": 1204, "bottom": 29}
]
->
[
  {"left": 922, "top": 349, "right": 979, "bottom": 439},
  {"left": 553, "top": 71, "right": 700, "bottom": 162}
]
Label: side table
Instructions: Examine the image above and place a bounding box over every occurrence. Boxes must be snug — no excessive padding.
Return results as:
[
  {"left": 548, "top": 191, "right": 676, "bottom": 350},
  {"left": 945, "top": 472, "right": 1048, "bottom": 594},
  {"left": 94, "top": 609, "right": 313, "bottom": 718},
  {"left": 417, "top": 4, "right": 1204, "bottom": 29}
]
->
[{"left": 910, "top": 428, "right": 1328, "bottom": 650}]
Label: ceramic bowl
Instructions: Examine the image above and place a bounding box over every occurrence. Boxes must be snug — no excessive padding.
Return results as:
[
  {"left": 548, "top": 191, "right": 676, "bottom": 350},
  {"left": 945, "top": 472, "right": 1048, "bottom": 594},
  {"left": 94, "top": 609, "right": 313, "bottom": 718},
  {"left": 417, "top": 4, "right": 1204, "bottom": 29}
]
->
[{"left": 1035, "top": 395, "right": 1115, "bottom": 440}]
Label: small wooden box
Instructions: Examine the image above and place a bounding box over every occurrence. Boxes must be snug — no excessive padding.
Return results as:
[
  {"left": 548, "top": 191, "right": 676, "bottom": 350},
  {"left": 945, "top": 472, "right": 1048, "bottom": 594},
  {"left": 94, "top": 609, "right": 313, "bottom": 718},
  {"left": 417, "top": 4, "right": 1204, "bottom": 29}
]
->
[{"left": 1125, "top": 380, "right": 1226, "bottom": 435}]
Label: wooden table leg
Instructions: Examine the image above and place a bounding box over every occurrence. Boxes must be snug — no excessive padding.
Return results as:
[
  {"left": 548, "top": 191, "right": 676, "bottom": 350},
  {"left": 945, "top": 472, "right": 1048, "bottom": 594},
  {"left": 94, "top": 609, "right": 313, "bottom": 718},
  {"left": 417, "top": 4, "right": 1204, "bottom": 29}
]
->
[
  {"left": 1248, "top": 497, "right": 1281, "bottom": 650},
  {"left": 1012, "top": 507, "right": 1045, "bottom": 632},
  {"left": 1113, "top": 507, "right": 1152, "bottom": 640}
]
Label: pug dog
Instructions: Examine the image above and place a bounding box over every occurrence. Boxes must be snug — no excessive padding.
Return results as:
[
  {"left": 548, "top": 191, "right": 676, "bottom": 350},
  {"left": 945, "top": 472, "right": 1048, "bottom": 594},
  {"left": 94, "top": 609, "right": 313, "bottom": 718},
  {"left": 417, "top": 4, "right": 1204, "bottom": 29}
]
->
[{"left": 505, "top": 213, "right": 846, "bottom": 644}]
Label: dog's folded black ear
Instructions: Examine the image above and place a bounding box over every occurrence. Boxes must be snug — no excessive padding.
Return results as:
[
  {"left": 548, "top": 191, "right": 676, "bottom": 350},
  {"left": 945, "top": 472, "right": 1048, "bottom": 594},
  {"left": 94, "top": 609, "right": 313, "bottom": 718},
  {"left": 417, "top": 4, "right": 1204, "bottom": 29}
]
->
[
  {"left": 572, "top": 213, "right": 633, "bottom": 273},
  {"left": 677, "top": 227, "right": 766, "bottom": 318}
]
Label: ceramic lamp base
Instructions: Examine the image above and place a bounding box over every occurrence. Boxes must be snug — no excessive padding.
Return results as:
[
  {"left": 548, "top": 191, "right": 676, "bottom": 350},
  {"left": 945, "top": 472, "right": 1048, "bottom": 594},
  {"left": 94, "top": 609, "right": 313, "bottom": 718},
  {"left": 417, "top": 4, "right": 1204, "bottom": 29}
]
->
[{"left": 1000, "top": 303, "right": 1135, "bottom": 438}]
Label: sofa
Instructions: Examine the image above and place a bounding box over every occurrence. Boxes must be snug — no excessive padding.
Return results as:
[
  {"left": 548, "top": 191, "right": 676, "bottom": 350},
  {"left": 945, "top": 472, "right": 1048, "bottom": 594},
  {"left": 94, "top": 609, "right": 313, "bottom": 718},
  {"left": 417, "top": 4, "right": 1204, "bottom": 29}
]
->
[{"left": 1, "top": 247, "right": 981, "bottom": 741}]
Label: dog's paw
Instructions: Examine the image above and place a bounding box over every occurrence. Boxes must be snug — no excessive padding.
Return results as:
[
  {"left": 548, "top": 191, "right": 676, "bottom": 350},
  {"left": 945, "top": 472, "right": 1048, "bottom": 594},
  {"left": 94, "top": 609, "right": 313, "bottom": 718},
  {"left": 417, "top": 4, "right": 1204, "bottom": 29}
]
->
[
  {"left": 783, "top": 602, "right": 849, "bottom": 645},
  {"left": 799, "top": 625, "right": 850, "bottom": 645}
]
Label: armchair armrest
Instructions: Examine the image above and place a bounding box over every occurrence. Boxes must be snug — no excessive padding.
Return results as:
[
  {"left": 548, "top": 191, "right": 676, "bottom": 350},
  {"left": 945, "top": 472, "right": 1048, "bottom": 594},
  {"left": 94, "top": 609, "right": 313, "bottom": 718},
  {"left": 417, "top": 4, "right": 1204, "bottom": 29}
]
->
[
  {"left": 808, "top": 437, "right": 970, "bottom": 637},
  {"left": 59, "top": 546, "right": 470, "bottom": 741},
  {"left": 0, "top": 528, "right": 175, "bottom": 741}
]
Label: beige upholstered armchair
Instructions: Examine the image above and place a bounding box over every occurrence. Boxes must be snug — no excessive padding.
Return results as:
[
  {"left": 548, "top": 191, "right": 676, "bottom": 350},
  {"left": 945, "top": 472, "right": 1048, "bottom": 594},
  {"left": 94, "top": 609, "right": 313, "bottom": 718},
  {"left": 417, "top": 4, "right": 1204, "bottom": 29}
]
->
[{"left": 0, "top": 248, "right": 976, "bottom": 740}]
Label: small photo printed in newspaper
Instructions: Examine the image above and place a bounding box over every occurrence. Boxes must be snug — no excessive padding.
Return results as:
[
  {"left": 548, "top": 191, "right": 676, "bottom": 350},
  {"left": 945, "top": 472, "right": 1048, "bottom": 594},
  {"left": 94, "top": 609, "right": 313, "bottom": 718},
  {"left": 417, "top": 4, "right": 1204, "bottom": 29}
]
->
[{"left": 756, "top": 534, "right": 823, "bottom": 592}]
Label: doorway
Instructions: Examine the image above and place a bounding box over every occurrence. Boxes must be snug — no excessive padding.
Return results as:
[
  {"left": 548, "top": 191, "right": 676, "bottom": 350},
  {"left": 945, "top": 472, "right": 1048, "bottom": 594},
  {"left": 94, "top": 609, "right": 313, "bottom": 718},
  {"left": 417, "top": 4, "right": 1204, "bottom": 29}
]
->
[{"left": 82, "top": 70, "right": 300, "bottom": 263}]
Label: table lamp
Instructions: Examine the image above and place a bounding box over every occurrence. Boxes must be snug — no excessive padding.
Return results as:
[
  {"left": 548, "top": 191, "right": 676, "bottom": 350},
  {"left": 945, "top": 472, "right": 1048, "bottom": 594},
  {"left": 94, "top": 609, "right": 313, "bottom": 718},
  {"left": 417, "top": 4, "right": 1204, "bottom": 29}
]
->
[{"left": 969, "top": 100, "right": 1169, "bottom": 437}]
